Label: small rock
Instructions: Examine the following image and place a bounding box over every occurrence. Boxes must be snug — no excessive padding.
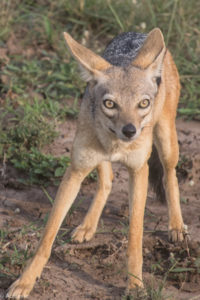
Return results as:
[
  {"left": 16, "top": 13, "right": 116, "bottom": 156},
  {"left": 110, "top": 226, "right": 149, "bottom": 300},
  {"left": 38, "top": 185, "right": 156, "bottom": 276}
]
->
[
  {"left": 144, "top": 247, "right": 150, "bottom": 254},
  {"left": 14, "top": 207, "right": 20, "bottom": 214},
  {"left": 189, "top": 180, "right": 194, "bottom": 186}
]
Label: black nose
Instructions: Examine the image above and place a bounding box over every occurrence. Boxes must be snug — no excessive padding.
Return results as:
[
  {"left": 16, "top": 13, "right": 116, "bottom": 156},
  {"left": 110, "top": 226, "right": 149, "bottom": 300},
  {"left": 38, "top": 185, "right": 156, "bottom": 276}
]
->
[{"left": 122, "top": 123, "right": 136, "bottom": 138}]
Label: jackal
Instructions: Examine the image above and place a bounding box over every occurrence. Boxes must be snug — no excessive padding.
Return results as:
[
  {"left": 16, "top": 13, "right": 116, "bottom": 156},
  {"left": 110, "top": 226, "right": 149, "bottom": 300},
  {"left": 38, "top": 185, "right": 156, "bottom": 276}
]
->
[{"left": 7, "top": 28, "right": 188, "bottom": 298}]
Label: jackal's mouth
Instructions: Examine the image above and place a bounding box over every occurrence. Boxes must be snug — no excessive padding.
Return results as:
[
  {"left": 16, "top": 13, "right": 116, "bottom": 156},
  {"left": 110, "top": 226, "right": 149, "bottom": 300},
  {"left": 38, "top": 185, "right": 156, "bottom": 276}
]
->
[
  {"left": 109, "top": 127, "right": 141, "bottom": 142},
  {"left": 120, "top": 136, "right": 137, "bottom": 143},
  {"left": 109, "top": 127, "right": 116, "bottom": 134}
]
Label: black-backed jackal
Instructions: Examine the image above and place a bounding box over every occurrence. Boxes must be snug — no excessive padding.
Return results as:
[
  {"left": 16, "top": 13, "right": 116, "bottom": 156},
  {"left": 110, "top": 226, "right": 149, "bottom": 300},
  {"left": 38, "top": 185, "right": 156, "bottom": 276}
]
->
[{"left": 7, "top": 28, "right": 188, "bottom": 299}]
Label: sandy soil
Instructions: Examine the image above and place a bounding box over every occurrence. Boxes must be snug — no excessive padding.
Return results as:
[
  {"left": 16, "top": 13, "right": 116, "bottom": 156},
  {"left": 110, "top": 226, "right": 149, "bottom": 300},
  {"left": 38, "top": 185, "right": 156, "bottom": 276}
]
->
[{"left": 0, "top": 118, "right": 200, "bottom": 300}]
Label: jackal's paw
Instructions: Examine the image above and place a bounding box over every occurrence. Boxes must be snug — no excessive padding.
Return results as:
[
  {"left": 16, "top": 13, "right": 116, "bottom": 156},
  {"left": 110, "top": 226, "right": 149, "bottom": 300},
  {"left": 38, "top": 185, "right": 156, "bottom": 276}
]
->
[
  {"left": 72, "top": 223, "right": 96, "bottom": 243},
  {"left": 6, "top": 277, "right": 34, "bottom": 299},
  {"left": 169, "top": 224, "right": 189, "bottom": 243},
  {"left": 125, "top": 286, "right": 147, "bottom": 300}
]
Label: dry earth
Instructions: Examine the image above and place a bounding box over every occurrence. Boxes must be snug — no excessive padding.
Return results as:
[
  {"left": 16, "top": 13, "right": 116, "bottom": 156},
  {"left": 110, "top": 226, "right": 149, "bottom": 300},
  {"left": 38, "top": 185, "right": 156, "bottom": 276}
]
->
[{"left": 0, "top": 118, "right": 200, "bottom": 300}]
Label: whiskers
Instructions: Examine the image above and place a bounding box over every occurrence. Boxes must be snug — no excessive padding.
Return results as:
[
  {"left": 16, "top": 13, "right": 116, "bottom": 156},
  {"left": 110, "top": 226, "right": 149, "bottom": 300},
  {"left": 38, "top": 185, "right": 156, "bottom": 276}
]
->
[{"left": 142, "top": 124, "right": 153, "bottom": 130}]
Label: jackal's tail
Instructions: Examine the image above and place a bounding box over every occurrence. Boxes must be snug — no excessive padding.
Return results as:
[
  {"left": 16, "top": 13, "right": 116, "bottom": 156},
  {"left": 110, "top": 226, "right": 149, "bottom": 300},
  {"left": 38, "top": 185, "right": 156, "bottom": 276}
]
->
[{"left": 148, "top": 145, "right": 166, "bottom": 202}]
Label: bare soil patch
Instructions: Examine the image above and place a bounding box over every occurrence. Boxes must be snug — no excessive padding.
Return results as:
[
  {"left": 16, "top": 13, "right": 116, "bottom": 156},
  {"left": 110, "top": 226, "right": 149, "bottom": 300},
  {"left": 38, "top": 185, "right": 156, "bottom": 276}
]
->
[{"left": 0, "top": 118, "right": 200, "bottom": 300}]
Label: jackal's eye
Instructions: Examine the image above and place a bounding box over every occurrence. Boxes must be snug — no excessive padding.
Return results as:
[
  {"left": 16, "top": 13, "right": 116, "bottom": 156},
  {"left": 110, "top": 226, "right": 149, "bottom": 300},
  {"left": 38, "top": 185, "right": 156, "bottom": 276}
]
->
[
  {"left": 138, "top": 99, "right": 150, "bottom": 109},
  {"left": 103, "top": 99, "right": 116, "bottom": 109}
]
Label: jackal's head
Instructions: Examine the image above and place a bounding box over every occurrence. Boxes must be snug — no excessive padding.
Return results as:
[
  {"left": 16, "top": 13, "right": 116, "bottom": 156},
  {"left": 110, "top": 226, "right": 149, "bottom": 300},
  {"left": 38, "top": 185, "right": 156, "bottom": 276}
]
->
[{"left": 64, "top": 28, "right": 166, "bottom": 142}]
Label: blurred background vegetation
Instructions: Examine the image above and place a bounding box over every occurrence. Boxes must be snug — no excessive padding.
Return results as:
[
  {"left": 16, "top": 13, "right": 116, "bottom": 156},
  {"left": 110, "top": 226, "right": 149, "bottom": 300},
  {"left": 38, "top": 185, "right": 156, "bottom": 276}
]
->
[{"left": 0, "top": 0, "right": 199, "bottom": 184}]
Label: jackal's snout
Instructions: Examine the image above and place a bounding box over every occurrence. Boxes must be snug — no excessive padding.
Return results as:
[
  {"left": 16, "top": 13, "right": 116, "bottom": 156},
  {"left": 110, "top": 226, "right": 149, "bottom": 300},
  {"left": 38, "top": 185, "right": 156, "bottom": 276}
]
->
[{"left": 122, "top": 123, "right": 136, "bottom": 139}]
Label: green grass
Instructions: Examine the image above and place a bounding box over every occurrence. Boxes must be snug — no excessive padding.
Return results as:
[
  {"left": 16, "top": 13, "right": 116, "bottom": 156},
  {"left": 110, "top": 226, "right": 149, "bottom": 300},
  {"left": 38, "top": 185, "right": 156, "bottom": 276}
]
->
[
  {"left": 0, "top": 0, "right": 200, "bottom": 184},
  {"left": 0, "top": 223, "right": 42, "bottom": 279}
]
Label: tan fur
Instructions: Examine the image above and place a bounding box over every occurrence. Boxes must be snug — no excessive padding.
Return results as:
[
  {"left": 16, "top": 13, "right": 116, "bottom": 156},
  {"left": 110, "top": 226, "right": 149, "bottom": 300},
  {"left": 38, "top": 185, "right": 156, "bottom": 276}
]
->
[
  {"left": 7, "top": 28, "right": 187, "bottom": 299},
  {"left": 132, "top": 28, "right": 165, "bottom": 69}
]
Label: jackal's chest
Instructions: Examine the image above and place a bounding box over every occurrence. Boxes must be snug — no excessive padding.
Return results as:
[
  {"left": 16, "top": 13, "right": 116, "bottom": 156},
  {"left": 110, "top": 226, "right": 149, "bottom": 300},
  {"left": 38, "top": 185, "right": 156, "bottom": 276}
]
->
[{"left": 108, "top": 140, "right": 151, "bottom": 169}]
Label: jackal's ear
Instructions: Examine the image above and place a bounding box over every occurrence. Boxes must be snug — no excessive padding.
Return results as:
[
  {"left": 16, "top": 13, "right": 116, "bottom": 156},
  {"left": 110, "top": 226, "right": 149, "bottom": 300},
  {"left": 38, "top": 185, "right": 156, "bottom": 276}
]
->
[
  {"left": 132, "top": 28, "right": 166, "bottom": 77},
  {"left": 63, "top": 32, "right": 111, "bottom": 82}
]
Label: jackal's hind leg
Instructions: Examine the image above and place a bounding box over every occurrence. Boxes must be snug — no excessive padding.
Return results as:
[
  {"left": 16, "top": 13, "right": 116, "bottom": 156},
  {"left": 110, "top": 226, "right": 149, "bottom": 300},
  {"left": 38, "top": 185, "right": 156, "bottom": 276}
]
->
[
  {"left": 72, "top": 161, "right": 113, "bottom": 243},
  {"left": 154, "top": 121, "right": 188, "bottom": 243}
]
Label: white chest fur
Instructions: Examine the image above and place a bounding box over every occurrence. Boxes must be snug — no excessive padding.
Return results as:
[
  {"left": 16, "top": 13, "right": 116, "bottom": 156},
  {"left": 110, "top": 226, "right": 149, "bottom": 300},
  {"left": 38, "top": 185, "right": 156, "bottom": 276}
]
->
[{"left": 109, "top": 138, "right": 152, "bottom": 169}]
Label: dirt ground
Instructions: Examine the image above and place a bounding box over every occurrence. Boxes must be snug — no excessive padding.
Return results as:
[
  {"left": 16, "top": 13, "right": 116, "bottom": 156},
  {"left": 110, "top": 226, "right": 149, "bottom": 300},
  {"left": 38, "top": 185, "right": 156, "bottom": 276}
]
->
[{"left": 0, "top": 118, "right": 200, "bottom": 300}]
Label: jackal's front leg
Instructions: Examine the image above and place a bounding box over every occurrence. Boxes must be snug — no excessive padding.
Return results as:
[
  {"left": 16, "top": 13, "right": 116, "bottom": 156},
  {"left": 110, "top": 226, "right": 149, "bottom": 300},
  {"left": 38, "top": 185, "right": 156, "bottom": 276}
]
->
[
  {"left": 127, "top": 163, "right": 149, "bottom": 291},
  {"left": 6, "top": 166, "right": 92, "bottom": 299},
  {"left": 128, "top": 163, "right": 148, "bottom": 290},
  {"left": 72, "top": 161, "right": 113, "bottom": 242}
]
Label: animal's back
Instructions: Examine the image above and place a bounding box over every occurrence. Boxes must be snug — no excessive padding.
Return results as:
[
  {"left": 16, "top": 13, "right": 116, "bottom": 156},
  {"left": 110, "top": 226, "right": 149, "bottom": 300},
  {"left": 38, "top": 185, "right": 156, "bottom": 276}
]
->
[{"left": 102, "top": 32, "right": 147, "bottom": 67}]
